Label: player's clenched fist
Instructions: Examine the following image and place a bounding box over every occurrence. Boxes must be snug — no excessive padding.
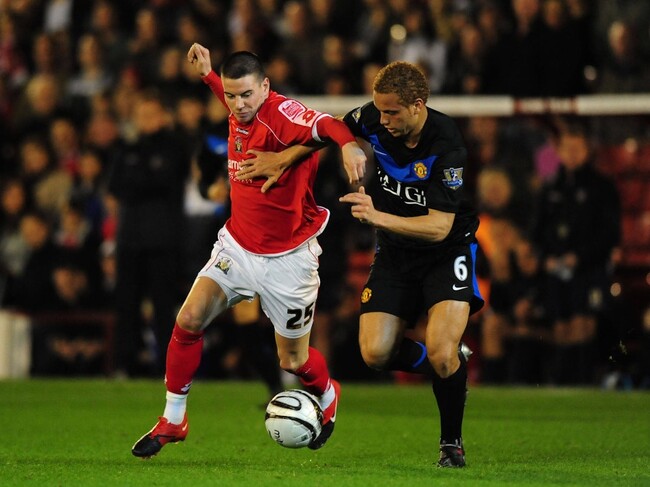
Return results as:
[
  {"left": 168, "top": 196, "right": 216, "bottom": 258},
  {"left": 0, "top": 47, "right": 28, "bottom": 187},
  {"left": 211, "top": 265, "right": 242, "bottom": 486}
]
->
[{"left": 187, "top": 43, "right": 212, "bottom": 77}]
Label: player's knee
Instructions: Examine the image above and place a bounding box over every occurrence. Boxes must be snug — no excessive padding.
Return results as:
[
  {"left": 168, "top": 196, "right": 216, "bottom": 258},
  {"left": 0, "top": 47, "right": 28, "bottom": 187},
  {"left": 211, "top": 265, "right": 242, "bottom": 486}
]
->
[
  {"left": 278, "top": 353, "right": 307, "bottom": 373},
  {"left": 360, "top": 344, "right": 392, "bottom": 371},
  {"left": 428, "top": 346, "right": 458, "bottom": 378},
  {"left": 175, "top": 307, "right": 204, "bottom": 334}
]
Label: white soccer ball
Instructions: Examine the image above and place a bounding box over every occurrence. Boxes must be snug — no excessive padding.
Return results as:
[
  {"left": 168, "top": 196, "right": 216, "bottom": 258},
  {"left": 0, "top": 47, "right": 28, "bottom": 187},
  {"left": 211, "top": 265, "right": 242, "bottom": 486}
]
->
[{"left": 265, "top": 389, "right": 323, "bottom": 448}]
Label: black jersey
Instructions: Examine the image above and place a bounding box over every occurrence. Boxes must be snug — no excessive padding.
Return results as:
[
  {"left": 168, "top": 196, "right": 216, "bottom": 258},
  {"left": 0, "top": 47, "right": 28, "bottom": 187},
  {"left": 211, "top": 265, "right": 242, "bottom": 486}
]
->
[{"left": 343, "top": 102, "right": 479, "bottom": 250}]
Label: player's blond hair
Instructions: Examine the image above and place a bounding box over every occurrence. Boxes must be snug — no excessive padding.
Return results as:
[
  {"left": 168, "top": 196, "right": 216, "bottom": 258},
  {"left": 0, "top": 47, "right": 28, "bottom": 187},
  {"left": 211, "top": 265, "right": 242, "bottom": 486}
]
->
[{"left": 373, "top": 62, "right": 429, "bottom": 106}]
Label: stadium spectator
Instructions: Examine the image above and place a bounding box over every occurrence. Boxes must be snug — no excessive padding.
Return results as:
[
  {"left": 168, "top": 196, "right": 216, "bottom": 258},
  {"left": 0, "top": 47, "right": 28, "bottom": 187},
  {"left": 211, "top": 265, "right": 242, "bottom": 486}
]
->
[
  {"left": 442, "top": 23, "right": 488, "bottom": 95},
  {"left": 593, "top": 0, "right": 650, "bottom": 63},
  {"left": 29, "top": 32, "right": 65, "bottom": 79},
  {"left": 12, "top": 73, "right": 67, "bottom": 143},
  {"left": 0, "top": 178, "right": 31, "bottom": 304},
  {"left": 107, "top": 90, "right": 190, "bottom": 376},
  {"left": 531, "top": 120, "right": 621, "bottom": 385},
  {"left": 127, "top": 8, "right": 164, "bottom": 88},
  {"left": 18, "top": 135, "right": 73, "bottom": 221},
  {"left": 0, "top": 10, "right": 29, "bottom": 90},
  {"left": 3, "top": 210, "right": 60, "bottom": 311},
  {"left": 320, "top": 34, "right": 362, "bottom": 95},
  {"left": 488, "top": 0, "right": 543, "bottom": 96},
  {"left": 386, "top": 2, "right": 447, "bottom": 93},
  {"left": 463, "top": 115, "right": 537, "bottom": 225},
  {"left": 88, "top": 0, "right": 129, "bottom": 78},
  {"left": 69, "top": 148, "right": 107, "bottom": 238},
  {"left": 66, "top": 33, "right": 113, "bottom": 122},
  {"left": 596, "top": 20, "right": 650, "bottom": 94},
  {"left": 228, "top": 0, "right": 279, "bottom": 61},
  {"left": 49, "top": 116, "right": 80, "bottom": 176},
  {"left": 353, "top": 0, "right": 391, "bottom": 65},
  {"left": 537, "top": 0, "right": 590, "bottom": 96},
  {"left": 277, "top": 0, "right": 325, "bottom": 93},
  {"left": 475, "top": 167, "right": 547, "bottom": 384}
]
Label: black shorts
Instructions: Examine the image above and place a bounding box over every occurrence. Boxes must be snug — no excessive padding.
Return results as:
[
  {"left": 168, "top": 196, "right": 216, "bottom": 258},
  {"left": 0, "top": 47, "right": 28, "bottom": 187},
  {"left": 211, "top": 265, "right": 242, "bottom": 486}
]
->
[{"left": 359, "top": 241, "right": 485, "bottom": 325}]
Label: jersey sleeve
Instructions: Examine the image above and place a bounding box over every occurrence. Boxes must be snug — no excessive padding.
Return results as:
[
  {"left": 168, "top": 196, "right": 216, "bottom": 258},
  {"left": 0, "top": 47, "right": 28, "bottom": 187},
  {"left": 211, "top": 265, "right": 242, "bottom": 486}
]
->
[
  {"left": 266, "top": 97, "right": 354, "bottom": 147},
  {"left": 343, "top": 105, "right": 369, "bottom": 138},
  {"left": 201, "top": 71, "right": 226, "bottom": 106},
  {"left": 426, "top": 146, "right": 468, "bottom": 213}
]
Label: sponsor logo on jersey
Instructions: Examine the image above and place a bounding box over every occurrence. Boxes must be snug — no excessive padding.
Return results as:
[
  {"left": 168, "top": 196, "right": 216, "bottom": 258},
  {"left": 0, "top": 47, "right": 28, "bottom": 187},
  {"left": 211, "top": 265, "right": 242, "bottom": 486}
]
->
[
  {"left": 379, "top": 172, "right": 427, "bottom": 206},
  {"left": 215, "top": 257, "right": 232, "bottom": 274},
  {"left": 234, "top": 136, "right": 243, "bottom": 152},
  {"left": 235, "top": 127, "right": 249, "bottom": 135},
  {"left": 442, "top": 167, "right": 464, "bottom": 190},
  {"left": 361, "top": 287, "right": 372, "bottom": 303},
  {"left": 413, "top": 162, "right": 428, "bottom": 179},
  {"left": 279, "top": 99, "right": 306, "bottom": 120}
]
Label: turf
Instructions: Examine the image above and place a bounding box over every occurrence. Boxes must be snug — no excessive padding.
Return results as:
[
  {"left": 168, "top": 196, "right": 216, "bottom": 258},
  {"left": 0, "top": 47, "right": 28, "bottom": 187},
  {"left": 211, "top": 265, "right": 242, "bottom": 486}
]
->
[{"left": 0, "top": 380, "right": 648, "bottom": 486}]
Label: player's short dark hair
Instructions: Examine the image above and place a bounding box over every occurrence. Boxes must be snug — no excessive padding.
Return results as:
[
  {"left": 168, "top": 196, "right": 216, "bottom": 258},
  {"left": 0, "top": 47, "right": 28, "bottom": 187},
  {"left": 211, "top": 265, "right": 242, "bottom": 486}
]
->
[
  {"left": 221, "top": 51, "right": 265, "bottom": 81},
  {"left": 373, "top": 61, "right": 429, "bottom": 106}
]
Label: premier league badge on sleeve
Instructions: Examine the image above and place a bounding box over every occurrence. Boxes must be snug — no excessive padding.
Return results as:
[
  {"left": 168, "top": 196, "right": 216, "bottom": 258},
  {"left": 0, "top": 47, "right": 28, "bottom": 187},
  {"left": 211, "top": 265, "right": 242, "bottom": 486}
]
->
[{"left": 442, "top": 167, "right": 464, "bottom": 190}]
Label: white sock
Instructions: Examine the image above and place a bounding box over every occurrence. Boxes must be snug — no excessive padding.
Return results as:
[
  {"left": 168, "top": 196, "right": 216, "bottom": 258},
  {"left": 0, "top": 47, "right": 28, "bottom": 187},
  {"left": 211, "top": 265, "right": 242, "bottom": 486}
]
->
[
  {"left": 318, "top": 381, "right": 335, "bottom": 410},
  {"left": 163, "top": 392, "right": 187, "bottom": 424}
]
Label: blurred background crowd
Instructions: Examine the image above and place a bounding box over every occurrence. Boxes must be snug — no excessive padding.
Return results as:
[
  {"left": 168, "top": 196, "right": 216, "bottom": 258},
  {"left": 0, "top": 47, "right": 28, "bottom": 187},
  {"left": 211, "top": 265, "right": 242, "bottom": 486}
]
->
[{"left": 0, "top": 0, "right": 649, "bottom": 389}]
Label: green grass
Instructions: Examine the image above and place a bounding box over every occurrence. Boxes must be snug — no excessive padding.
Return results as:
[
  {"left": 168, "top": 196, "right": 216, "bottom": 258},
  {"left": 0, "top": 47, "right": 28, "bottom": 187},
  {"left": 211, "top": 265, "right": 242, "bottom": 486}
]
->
[{"left": 0, "top": 380, "right": 648, "bottom": 486}]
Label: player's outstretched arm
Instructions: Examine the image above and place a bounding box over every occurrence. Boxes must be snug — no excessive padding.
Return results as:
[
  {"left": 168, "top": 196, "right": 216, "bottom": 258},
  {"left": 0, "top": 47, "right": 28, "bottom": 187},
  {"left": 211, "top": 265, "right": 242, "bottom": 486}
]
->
[
  {"left": 187, "top": 43, "right": 212, "bottom": 77},
  {"left": 339, "top": 187, "right": 455, "bottom": 242},
  {"left": 236, "top": 145, "right": 318, "bottom": 193}
]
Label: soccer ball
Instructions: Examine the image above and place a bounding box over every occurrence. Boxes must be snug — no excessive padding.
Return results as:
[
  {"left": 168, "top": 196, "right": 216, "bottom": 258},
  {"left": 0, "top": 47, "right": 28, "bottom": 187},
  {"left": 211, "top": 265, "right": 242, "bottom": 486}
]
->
[{"left": 265, "top": 389, "right": 323, "bottom": 448}]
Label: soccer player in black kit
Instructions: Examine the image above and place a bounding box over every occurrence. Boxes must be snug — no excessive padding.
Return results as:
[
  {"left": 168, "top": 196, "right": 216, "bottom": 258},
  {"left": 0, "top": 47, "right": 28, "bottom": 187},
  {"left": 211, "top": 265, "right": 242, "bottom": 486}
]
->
[
  {"left": 339, "top": 62, "right": 483, "bottom": 467},
  {"left": 236, "top": 61, "right": 483, "bottom": 467}
]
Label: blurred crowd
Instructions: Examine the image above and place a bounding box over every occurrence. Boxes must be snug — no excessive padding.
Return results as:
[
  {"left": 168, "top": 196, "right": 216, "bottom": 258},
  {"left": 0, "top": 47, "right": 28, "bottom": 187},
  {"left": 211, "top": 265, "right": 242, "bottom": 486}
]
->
[{"left": 0, "top": 0, "right": 649, "bottom": 386}]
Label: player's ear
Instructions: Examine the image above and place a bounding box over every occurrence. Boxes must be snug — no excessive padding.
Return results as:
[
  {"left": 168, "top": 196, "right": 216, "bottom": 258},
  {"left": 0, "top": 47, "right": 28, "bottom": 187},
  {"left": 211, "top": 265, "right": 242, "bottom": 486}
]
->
[
  {"left": 262, "top": 77, "right": 270, "bottom": 93},
  {"left": 413, "top": 98, "right": 425, "bottom": 114}
]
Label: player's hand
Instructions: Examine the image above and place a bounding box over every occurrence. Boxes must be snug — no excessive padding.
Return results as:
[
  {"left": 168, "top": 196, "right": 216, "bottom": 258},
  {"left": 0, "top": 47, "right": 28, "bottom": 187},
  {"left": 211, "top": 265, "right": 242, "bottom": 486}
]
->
[
  {"left": 187, "top": 43, "right": 212, "bottom": 77},
  {"left": 236, "top": 149, "right": 288, "bottom": 193},
  {"left": 341, "top": 142, "right": 366, "bottom": 185},
  {"left": 207, "top": 176, "right": 229, "bottom": 203},
  {"left": 339, "top": 186, "right": 377, "bottom": 225}
]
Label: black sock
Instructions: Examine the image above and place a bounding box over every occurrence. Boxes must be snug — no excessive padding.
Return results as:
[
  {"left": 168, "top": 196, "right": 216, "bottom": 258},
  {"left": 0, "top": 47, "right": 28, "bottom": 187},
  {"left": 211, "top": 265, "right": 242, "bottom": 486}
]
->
[
  {"left": 432, "top": 354, "right": 467, "bottom": 444},
  {"left": 237, "top": 323, "right": 282, "bottom": 395},
  {"left": 388, "top": 338, "right": 435, "bottom": 375}
]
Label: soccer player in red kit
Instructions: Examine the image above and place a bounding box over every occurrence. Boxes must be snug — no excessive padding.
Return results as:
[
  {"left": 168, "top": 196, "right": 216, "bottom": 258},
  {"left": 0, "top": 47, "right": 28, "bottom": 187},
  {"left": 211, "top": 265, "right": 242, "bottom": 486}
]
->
[{"left": 131, "top": 43, "right": 366, "bottom": 458}]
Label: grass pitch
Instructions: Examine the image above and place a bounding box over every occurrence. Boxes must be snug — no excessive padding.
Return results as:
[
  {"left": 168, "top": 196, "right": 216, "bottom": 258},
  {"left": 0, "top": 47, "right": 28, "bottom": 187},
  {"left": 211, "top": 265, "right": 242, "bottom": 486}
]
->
[{"left": 0, "top": 380, "right": 648, "bottom": 486}]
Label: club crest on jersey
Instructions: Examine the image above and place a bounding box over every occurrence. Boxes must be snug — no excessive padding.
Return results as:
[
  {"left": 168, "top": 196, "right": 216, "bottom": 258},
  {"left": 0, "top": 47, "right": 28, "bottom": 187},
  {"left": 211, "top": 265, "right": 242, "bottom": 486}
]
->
[
  {"left": 361, "top": 287, "right": 372, "bottom": 304},
  {"left": 442, "top": 167, "right": 464, "bottom": 190},
  {"left": 413, "top": 162, "right": 428, "bottom": 179},
  {"left": 215, "top": 257, "right": 232, "bottom": 274},
  {"left": 234, "top": 136, "right": 243, "bottom": 152},
  {"left": 352, "top": 108, "right": 361, "bottom": 123}
]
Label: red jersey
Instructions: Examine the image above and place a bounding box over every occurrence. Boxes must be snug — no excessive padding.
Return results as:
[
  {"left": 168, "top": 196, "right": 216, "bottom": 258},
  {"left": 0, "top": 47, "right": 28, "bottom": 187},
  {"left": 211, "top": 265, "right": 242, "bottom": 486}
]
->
[{"left": 202, "top": 71, "right": 334, "bottom": 255}]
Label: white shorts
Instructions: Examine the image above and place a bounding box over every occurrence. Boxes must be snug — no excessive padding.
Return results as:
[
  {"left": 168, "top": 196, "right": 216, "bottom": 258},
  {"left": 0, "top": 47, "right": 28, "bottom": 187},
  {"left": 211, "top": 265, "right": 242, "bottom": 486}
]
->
[{"left": 197, "top": 227, "right": 322, "bottom": 339}]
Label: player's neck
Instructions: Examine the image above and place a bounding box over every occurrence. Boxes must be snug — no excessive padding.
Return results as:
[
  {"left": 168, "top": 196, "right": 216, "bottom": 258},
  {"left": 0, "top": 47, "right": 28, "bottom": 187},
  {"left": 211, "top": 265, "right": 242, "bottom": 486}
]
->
[{"left": 404, "top": 109, "right": 428, "bottom": 148}]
